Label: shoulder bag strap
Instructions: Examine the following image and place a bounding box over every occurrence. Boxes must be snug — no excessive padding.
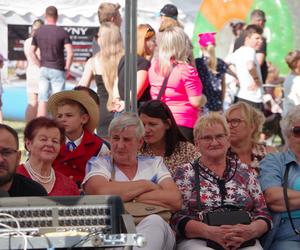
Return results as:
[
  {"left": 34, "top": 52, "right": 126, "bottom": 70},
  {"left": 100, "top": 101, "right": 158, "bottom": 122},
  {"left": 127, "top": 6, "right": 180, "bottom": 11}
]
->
[
  {"left": 283, "top": 162, "right": 300, "bottom": 235},
  {"left": 191, "top": 158, "right": 202, "bottom": 210},
  {"left": 157, "top": 63, "right": 177, "bottom": 100}
]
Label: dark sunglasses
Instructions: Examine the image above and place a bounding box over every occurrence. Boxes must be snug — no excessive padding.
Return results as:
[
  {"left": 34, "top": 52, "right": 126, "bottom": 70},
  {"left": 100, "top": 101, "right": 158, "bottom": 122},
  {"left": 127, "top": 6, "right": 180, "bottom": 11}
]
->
[
  {"left": 292, "top": 126, "right": 300, "bottom": 138},
  {"left": 147, "top": 26, "right": 154, "bottom": 33}
]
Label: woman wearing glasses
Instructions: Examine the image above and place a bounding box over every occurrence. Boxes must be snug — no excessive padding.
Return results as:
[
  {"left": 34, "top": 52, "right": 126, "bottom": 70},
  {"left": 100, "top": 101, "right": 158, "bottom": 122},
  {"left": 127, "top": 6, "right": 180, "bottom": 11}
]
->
[
  {"left": 171, "top": 112, "right": 271, "bottom": 249},
  {"left": 259, "top": 105, "right": 300, "bottom": 249},
  {"left": 225, "top": 102, "right": 276, "bottom": 174},
  {"left": 16, "top": 117, "right": 80, "bottom": 196},
  {"left": 139, "top": 100, "right": 199, "bottom": 176}
]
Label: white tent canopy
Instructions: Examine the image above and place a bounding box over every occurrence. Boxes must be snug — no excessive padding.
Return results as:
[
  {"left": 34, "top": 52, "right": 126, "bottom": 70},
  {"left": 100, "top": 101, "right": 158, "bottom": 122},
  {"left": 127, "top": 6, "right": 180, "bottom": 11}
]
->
[{"left": 0, "top": 0, "right": 200, "bottom": 56}]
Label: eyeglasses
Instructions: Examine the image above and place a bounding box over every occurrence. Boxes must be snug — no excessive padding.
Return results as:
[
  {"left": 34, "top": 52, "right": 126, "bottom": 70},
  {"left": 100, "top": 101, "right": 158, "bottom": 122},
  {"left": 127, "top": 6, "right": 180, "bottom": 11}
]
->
[
  {"left": 199, "top": 134, "right": 227, "bottom": 143},
  {"left": 0, "top": 148, "right": 18, "bottom": 158},
  {"left": 226, "top": 118, "right": 245, "bottom": 128},
  {"left": 291, "top": 126, "right": 300, "bottom": 138}
]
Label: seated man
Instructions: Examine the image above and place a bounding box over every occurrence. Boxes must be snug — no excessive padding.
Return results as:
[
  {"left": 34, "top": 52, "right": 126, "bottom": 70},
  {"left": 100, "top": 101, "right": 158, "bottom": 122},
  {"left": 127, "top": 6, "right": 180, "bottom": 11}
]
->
[
  {"left": 259, "top": 105, "right": 300, "bottom": 249},
  {"left": 83, "top": 112, "right": 182, "bottom": 250},
  {"left": 0, "top": 124, "right": 47, "bottom": 197}
]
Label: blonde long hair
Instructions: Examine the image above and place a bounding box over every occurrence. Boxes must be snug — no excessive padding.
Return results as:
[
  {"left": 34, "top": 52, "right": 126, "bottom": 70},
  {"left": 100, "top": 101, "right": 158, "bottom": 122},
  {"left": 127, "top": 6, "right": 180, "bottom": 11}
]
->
[
  {"left": 225, "top": 102, "right": 265, "bottom": 143},
  {"left": 97, "top": 23, "right": 124, "bottom": 111},
  {"left": 156, "top": 26, "right": 190, "bottom": 76}
]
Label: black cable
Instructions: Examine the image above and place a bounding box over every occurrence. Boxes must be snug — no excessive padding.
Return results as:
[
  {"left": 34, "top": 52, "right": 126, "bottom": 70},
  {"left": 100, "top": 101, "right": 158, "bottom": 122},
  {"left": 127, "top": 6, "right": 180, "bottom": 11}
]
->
[{"left": 67, "top": 231, "right": 99, "bottom": 250}]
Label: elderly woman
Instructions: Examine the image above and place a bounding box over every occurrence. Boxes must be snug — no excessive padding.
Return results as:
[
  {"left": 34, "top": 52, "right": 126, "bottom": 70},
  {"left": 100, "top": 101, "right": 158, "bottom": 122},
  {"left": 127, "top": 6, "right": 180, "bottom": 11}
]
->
[
  {"left": 225, "top": 101, "right": 276, "bottom": 173},
  {"left": 139, "top": 100, "right": 200, "bottom": 176},
  {"left": 171, "top": 112, "right": 271, "bottom": 250},
  {"left": 259, "top": 105, "right": 300, "bottom": 250},
  {"left": 16, "top": 117, "right": 80, "bottom": 196},
  {"left": 83, "top": 112, "right": 181, "bottom": 250}
]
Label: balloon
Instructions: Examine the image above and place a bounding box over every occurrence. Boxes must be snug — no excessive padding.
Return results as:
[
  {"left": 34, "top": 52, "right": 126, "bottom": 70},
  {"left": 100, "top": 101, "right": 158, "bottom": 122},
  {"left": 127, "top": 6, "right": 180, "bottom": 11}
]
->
[{"left": 193, "top": 0, "right": 294, "bottom": 75}]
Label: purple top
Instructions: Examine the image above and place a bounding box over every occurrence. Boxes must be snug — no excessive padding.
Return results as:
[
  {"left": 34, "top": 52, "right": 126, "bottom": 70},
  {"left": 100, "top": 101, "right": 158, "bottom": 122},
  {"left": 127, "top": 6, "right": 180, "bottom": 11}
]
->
[{"left": 32, "top": 25, "right": 71, "bottom": 71}]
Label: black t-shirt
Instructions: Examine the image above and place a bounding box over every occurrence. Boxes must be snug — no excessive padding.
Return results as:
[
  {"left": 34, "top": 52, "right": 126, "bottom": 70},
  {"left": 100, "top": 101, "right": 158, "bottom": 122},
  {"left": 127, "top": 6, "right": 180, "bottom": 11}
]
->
[
  {"left": 118, "top": 55, "right": 151, "bottom": 103},
  {"left": 233, "top": 31, "right": 268, "bottom": 83},
  {"left": 32, "top": 25, "right": 72, "bottom": 71},
  {"left": 8, "top": 174, "right": 48, "bottom": 197}
]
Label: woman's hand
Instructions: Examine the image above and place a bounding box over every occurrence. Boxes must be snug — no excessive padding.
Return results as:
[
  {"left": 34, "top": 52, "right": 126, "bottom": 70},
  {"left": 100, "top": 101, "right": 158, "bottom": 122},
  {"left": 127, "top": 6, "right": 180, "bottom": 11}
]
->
[
  {"left": 204, "top": 225, "right": 231, "bottom": 250},
  {"left": 221, "top": 224, "right": 255, "bottom": 250},
  {"left": 112, "top": 98, "right": 125, "bottom": 112}
]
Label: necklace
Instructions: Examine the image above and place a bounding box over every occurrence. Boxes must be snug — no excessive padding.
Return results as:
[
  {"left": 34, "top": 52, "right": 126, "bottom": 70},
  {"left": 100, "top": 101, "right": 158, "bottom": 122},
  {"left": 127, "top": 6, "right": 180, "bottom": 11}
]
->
[{"left": 24, "top": 160, "right": 55, "bottom": 184}]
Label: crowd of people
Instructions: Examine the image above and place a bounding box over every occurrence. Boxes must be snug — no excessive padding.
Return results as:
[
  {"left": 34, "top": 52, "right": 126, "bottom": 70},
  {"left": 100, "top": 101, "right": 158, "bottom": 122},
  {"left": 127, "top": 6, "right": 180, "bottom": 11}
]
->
[{"left": 1, "top": 2, "right": 300, "bottom": 250}]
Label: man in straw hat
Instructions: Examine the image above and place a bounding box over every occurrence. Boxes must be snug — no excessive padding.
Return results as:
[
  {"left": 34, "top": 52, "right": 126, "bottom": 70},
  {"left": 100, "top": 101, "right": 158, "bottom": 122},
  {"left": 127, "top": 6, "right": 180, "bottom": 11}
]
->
[{"left": 47, "top": 90, "right": 109, "bottom": 186}]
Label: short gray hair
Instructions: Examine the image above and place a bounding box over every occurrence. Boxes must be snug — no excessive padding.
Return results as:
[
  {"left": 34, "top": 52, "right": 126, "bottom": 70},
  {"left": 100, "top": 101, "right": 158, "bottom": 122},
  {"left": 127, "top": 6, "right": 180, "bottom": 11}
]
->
[
  {"left": 108, "top": 112, "right": 145, "bottom": 139},
  {"left": 280, "top": 105, "right": 300, "bottom": 140}
]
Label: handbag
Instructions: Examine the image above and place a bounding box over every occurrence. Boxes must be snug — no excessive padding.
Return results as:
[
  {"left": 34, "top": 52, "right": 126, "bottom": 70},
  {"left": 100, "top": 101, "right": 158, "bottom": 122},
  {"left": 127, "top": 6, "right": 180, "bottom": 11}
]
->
[
  {"left": 191, "top": 159, "right": 256, "bottom": 250},
  {"left": 124, "top": 201, "right": 172, "bottom": 224}
]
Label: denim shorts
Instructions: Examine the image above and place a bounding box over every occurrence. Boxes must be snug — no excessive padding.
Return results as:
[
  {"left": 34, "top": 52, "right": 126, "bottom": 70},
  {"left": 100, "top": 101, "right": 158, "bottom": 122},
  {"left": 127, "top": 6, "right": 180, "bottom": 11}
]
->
[{"left": 39, "top": 67, "right": 66, "bottom": 101}]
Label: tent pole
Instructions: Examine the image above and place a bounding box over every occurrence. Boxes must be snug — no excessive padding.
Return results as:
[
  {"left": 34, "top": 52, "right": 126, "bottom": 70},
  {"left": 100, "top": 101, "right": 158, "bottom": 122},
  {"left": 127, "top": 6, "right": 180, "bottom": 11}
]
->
[
  {"left": 130, "top": 0, "right": 137, "bottom": 113},
  {"left": 124, "top": 0, "right": 137, "bottom": 113}
]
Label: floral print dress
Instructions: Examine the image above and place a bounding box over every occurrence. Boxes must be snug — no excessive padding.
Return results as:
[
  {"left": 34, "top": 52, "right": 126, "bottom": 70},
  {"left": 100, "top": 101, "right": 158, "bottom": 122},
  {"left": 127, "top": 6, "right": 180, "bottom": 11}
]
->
[
  {"left": 170, "top": 151, "right": 271, "bottom": 236},
  {"left": 195, "top": 56, "right": 227, "bottom": 112}
]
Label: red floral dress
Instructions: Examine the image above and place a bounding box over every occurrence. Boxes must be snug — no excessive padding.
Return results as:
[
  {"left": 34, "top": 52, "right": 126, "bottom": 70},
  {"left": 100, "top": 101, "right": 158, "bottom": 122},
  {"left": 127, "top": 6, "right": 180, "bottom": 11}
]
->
[{"left": 170, "top": 151, "right": 271, "bottom": 237}]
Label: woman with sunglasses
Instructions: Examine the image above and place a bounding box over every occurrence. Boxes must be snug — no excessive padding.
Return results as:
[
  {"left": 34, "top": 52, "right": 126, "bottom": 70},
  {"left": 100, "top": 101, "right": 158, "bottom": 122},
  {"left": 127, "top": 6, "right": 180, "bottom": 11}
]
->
[
  {"left": 117, "top": 24, "right": 156, "bottom": 110},
  {"left": 259, "top": 105, "right": 300, "bottom": 250},
  {"left": 139, "top": 100, "right": 199, "bottom": 176},
  {"left": 225, "top": 102, "right": 276, "bottom": 174},
  {"left": 171, "top": 112, "right": 271, "bottom": 250}
]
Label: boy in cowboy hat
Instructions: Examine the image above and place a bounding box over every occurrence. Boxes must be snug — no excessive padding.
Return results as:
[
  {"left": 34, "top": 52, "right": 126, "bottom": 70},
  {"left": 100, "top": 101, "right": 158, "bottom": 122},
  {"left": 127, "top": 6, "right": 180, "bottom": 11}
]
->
[{"left": 47, "top": 90, "right": 109, "bottom": 186}]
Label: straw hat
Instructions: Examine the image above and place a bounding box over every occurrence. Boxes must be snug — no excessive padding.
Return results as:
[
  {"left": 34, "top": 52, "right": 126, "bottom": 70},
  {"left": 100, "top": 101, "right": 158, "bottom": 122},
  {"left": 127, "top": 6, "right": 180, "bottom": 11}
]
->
[{"left": 47, "top": 90, "right": 99, "bottom": 132}]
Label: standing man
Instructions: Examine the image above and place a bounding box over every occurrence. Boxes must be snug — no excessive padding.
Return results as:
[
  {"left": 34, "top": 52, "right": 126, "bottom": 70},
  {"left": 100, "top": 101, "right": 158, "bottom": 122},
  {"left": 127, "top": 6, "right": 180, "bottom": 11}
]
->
[
  {"left": 234, "top": 9, "right": 268, "bottom": 83},
  {"left": 0, "top": 124, "right": 47, "bottom": 197},
  {"left": 30, "top": 6, "right": 73, "bottom": 117},
  {"left": 227, "top": 25, "right": 264, "bottom": 110}
]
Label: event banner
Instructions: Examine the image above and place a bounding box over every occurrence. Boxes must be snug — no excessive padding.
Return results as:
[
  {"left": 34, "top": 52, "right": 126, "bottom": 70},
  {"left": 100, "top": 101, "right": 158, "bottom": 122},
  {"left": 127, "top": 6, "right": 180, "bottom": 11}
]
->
[{"left": 8, "top": 24, "right": 98, "bottom": 62}]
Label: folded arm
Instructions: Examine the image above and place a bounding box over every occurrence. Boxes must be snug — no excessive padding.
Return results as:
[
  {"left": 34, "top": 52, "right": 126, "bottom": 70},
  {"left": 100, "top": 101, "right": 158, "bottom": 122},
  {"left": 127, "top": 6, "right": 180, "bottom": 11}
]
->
[
  {"left": 84, "top": 175, "right": 160, "bottom": 202},
  {"left": 135, "top": 178, "right": 182, "bottom": 211},
  {"left": 264, "top": 186, "right": 300, "bottom": 212}
]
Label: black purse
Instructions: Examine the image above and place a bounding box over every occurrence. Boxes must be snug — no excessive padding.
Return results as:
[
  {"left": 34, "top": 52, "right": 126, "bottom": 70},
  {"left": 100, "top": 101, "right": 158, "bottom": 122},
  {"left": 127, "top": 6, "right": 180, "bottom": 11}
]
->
[{"left": 191, "top": 159, "right": 256, "bottom": 250}]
